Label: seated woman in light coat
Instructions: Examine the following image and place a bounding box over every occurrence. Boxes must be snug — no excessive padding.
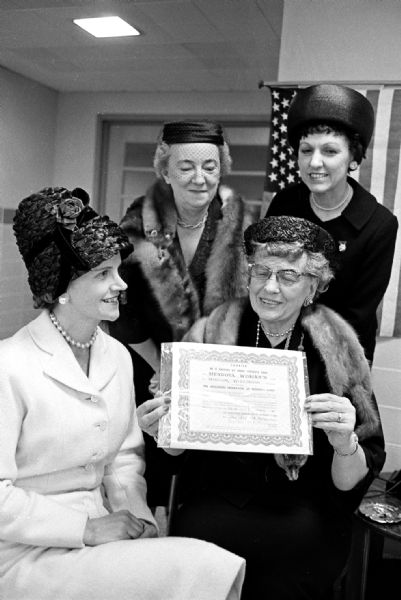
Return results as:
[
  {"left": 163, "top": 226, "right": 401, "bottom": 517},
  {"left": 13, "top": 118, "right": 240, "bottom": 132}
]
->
[
  {"left": 0, "top": 187, "right": 245, "bottom": 600},
  {"left": 138, "top": 215, "right": 385, "bottom": 600}
]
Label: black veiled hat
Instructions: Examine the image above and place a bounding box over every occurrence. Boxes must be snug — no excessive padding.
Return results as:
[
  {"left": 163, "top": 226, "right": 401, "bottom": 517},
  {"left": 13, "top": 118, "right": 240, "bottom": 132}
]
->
[
  {"left": 161, "top": 120, "right": 225, "bottom": 146},
  {"left": 287, "top": 84, "right": 375, "bottom": 150},
  {"left": 244, "top": 216, "right": 337, "bottom": 266},
  {"left": 13, "top": 187, "right": 133, "bottom": 308}
]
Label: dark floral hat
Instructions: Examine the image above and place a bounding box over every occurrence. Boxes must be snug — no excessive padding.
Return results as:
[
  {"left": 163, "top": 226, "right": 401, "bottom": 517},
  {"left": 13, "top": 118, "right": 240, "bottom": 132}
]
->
[
  {"left": 244, "top": 216, "right": 337, "bottom": 266},
  {"left": 13, "top": 187, "right": 133, "bottom": 308}
]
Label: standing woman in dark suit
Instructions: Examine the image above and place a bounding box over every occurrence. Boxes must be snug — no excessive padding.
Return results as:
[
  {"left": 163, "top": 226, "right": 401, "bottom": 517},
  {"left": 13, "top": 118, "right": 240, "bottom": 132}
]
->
[{"left": 266, "top": 84, "right": 398, "bottom": 363}]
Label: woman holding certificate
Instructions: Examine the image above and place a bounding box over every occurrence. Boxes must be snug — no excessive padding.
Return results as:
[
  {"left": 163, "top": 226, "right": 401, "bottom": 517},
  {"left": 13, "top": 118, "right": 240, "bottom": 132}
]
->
[{"left": 138, "top": 215, "right": 385, "bottom": 600}]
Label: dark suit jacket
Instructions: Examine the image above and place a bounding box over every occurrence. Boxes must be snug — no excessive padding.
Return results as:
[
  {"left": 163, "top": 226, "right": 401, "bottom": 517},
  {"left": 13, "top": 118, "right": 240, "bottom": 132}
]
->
[{"left": 266, "top": 177, "right": 398, "bottom": 362}]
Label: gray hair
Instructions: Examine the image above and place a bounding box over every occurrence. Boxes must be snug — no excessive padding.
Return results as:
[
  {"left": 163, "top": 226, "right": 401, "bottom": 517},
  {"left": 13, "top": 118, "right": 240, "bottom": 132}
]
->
[
  {"left": 248, "top": 241, "right": 334, "bottom": 296},
  {"left": 153, "top": 141, "right": 232, "bottom": 179}
]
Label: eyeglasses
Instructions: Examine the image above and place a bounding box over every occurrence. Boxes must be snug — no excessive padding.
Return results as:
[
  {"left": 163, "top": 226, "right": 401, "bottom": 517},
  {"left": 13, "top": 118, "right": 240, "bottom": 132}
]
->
[{"left": 248, "top": 263, "right": 313, "bottom": 286}]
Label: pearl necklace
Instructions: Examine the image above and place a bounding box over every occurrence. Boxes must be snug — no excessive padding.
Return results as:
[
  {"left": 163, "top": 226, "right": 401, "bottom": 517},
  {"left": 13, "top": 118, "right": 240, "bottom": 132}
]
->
[
  {"left": 256, "top": 320, "right": 294, "bottom": 350},
  {"left": 258, "top": 319, "right": 295, "bottom": 338},
  {"left": 310, "top": 183, "right": 352, "bottom": 212},
  {"left": 177, "top": 212, "right": 208, "bottom": 230},
  {"left": 49, "top": 311, "right": 98, "bottom": 349},
  {"left": 256, "top": 320, "right": 305, "bottom": 352}
]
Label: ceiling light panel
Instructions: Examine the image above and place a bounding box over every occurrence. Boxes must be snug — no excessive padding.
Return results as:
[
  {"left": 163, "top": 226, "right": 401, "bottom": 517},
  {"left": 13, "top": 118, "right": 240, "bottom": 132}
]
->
[{"left": 73, "top": 16, "right": 140, "bottom": 38}]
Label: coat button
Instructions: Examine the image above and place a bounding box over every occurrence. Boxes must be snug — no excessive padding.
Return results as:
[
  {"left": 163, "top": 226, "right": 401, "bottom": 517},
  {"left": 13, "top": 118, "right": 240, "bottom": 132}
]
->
[{"left": 84, "top": 463, "right": 94, "bottom": 471}]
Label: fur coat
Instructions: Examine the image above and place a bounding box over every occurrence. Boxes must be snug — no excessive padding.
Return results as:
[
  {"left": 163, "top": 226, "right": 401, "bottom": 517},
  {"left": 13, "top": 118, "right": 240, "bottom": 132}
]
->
[
  {"left": 184, "top": 298, "right": 380, "bottom": 441},
  {"left": 119, "top": 179, "right": 254, "bottom": 341}
]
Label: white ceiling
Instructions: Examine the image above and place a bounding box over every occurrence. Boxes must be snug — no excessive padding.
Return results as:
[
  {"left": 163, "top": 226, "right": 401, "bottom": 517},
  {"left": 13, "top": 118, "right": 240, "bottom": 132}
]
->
[{"left": 0, "top": 0, "right": 283, "bottom": 93}]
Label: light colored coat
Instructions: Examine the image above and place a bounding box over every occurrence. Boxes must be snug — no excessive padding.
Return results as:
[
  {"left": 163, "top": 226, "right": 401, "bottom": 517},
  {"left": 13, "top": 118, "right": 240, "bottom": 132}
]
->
[{"left": 0, "top": 310, "right": 245, "bottom": 600}]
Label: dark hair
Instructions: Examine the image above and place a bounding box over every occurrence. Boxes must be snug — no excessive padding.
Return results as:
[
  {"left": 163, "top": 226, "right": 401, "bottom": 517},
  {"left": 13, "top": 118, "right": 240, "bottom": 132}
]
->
[
  {"left": 286, "top": 84, "right": 374, "bottom": 158},
  {"left": 293, "top": 123, "right": 366, "bottom": 165}
]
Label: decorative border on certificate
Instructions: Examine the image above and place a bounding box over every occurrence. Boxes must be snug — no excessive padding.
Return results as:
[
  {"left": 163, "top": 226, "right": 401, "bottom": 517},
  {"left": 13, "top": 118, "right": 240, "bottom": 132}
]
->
[
  {"left": 178, "top": 348, "right": 302, "bottom": 445},
  {"left": 158, "top": 342, "right": 312, "bottom": 454}
]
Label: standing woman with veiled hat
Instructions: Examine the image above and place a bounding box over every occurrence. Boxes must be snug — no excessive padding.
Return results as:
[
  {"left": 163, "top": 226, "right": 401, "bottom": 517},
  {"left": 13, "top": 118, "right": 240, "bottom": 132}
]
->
[
  {"left": 266, "top": 84, "right": 398, "bottom": 364},
  {"left": 109, "top": 120, "right": 253, "bottom": 506},
  {"left": 0, "top": 187, "right": 246, "bottom": 600}
]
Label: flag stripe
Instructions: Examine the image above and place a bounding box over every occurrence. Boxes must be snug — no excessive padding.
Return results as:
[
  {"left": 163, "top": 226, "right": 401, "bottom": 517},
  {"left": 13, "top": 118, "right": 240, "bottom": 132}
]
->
[
  {"left": 370, "top": 87, "right": 394, "bottom": 204},
  {"left": 383, "top": 89, "right": 401, "bottom": 213},
  {"left": 394, "top": 245, "right": 401, "bottom": 337},
  {"left": 358, "top": 89, "right": 379, "bottom": 190},
  {"left": 379, "top": 145, "right": 401, "bottom": 336}
]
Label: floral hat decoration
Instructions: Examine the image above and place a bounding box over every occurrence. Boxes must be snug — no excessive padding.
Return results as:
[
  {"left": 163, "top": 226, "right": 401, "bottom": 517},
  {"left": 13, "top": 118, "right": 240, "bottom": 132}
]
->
[{"left": 13, "top": 187, "right": 133, "bottom": 308}]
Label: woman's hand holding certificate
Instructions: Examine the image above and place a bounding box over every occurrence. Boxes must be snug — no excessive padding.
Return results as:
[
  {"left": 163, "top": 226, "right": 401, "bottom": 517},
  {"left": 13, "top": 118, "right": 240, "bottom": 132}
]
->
[{"left": 156, "top": 342, "right": 313, "bottom": 455}]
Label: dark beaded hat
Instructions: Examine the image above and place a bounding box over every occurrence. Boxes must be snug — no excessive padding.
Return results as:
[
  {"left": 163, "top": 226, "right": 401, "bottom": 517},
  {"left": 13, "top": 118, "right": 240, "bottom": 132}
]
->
[
  {"left": 287, "top": 84, "right": 375, "bottom": 151},
  {"left": 161, "top": 120, "right": 225, "bottom": 146},
  {"left": 244, "top": 216, "right": 337, "bottom": 265},
  {"left": 13, "top": 187, "right": 133, "bottom": 308}
]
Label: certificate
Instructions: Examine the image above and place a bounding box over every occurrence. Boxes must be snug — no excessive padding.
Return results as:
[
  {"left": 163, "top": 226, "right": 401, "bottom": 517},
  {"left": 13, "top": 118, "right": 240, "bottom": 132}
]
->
[{"left": 157, "top": 342, "right": 313, "bottom": 454}]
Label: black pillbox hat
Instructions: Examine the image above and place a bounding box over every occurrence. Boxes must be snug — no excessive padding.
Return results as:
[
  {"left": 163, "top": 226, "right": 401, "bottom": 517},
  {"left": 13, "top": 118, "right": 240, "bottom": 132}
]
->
[
  {"left": 287, "top": 84, "right": 375, "bottom": 150},
  {"left": 161, "top": 121, "right": 225, "bottom": 146}
]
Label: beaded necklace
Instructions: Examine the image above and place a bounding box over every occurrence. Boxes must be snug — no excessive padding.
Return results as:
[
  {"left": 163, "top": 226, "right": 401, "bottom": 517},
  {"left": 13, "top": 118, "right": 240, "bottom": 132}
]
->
[
  {"left": 177, "top": 211, "right": 208, "bottom": 230},
  {"left": 256, "top": 319, "right": 304, "bottom": 351},
  {"left": 49, "top": 311, "right": 98, "bottom": 349},
  {"left": 256, "top": 320, "right": 293, "bottom": 350},
  {"left": 259, "top": 319, "right": 295, "bottom": 338},
  {"left": 310, "top": 183, "right": 352, "bottom": 212}
]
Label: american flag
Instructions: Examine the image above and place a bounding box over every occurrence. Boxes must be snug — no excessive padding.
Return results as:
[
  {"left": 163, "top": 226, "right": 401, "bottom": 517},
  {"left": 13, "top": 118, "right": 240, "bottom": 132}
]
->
[
  {"left": 264, "top": 87, "right": 300, "bottom": 192},
  {"left": 355, "top": 87, "right": 401, "bottom": 338},
  {"left": 263, "top": 84, "right": 401, "bottom": 338}
]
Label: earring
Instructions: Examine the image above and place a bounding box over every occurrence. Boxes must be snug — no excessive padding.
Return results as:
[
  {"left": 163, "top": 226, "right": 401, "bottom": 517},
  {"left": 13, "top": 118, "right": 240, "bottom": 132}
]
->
[
  {"left": 303, "top": 296, "right": 313, "bottom": 307},
  {"left": 58, "top": 294, "right": 69, "bottom": 305},
  {"left": 349, "top": 161, "right": 358, "bottom": 171}
]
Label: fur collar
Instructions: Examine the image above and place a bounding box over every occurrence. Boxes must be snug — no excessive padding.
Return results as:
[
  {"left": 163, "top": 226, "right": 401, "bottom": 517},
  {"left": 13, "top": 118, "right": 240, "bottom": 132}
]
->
[
  {"left": 184, "top": 299, "right": 379, "bottom": 439},
  {"left": 302, "top": 304, "right": 378, "bottom": 439},
  {"left": 120, "top": 180, "right": 252, "bottom": 340}
]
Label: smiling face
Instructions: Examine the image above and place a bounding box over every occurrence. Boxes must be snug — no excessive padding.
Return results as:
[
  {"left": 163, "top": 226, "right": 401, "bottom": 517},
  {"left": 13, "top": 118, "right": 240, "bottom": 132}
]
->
[
  {"left": 162, "top": 143, "right": 221, "bottom": 214},
  {"left": 249, "top": 252, "right": 318, "bottom": 332},
  {"left": 66, "top": 254, "right": 127, "bottom": 326},
  {"left": 297, "top": 131, "right": 353, "bottom": 197}
]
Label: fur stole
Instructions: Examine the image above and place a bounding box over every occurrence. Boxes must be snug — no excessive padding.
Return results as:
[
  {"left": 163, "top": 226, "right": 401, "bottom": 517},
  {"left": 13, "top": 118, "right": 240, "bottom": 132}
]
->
[
  {"left": 120, "top": 180, "right": 253, "bottom": 340},
  {"left": 184, "top": 299, "right": 379, "bottom": 440}
]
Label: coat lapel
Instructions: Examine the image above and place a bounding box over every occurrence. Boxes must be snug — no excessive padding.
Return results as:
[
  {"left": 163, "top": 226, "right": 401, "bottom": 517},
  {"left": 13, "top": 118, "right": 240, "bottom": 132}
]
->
[
  {"left": 28, "top": 311, "right": 116, "bottom": 395},
  {"left": 88, "top": 329, "right": 117, "bottom": 391}
]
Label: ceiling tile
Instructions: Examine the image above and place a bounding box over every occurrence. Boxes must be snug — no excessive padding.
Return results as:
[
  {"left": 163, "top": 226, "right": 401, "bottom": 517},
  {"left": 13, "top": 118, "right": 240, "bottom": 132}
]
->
[{"left": 0, "top": 0, "right": 283, "bottom": 92}]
